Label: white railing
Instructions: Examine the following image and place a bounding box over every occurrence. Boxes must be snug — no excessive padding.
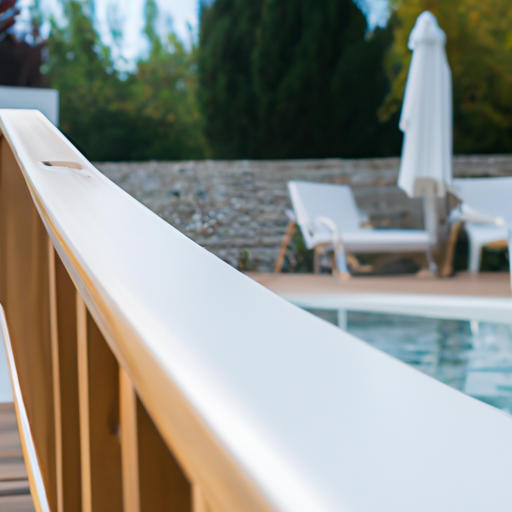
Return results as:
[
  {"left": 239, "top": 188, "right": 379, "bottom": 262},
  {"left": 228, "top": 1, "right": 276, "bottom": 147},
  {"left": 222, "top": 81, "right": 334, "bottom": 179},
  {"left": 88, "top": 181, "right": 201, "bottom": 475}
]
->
[{"left": 1, "top": 110, "right": 512, "bottom": 512}]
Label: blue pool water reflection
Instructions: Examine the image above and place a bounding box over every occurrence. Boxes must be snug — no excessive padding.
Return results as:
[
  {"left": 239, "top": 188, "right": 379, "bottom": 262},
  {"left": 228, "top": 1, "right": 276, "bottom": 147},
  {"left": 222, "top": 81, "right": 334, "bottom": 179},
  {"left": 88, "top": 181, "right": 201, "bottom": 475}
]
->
[{"left": 305, "top": 309, "right": 512, "bottom": 414}]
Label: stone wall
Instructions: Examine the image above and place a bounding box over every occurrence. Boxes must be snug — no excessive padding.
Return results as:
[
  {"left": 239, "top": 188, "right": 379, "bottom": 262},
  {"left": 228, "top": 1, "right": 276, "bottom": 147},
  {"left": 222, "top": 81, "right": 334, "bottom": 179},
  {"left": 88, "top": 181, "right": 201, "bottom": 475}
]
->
[{"left": 96, "top": 156, "right": 512, "bottom": 272}]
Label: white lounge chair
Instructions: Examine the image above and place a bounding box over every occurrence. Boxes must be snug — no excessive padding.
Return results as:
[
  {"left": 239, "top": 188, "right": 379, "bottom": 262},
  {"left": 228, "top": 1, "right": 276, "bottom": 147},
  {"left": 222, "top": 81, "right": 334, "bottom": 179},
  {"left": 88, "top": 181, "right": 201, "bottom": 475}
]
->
[
  {"left": 276, "top": 181, "right": 432, "bottom": 276},
  {"left": 444, "top": 178, "right": 512, "bottom": 274}
]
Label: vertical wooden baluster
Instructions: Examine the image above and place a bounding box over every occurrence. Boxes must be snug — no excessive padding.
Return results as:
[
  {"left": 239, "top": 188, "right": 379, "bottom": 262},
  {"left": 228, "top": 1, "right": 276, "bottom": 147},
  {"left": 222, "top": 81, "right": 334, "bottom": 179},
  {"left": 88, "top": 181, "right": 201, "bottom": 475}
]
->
[
  {"left": 49, "top": 243, "right": 82, "bottom": 512},
  {"left": 193, "top": 486, "right": 211, "bottom": 512},
  {"left": 77, "top": 295, "right": 92, "bottom": 512},
  {"left": 77, "top": 294, "right": 123, "bottom": 512},
  {"left": 137, "top": 397, "right": 191, "bottom": 512},
  {"left": 120, "top": 369, "right": 140, "bottom": 512},
  {"left": 49, "top": 242, "right": 64, "bottom": 512}
]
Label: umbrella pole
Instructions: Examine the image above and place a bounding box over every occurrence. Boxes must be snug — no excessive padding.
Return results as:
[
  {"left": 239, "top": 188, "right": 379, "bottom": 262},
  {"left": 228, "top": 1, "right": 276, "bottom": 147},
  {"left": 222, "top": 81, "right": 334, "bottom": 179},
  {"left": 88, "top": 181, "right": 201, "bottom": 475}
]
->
[
  {"left": 423, "top": 191, "right": 438, "bottom": 273},
  {"left": 508, "top": 229, "right": 512, "bottom": 291},
  {"left": 423, "top": 193, "right": 438, "bottom": 245}
]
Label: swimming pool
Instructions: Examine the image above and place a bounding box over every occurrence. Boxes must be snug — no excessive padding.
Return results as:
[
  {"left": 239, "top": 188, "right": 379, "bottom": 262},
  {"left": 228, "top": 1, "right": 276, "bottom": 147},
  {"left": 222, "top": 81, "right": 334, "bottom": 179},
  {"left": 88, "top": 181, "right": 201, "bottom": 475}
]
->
[{"left": 291, "top": 294, "right": 512, "bottom": 414}]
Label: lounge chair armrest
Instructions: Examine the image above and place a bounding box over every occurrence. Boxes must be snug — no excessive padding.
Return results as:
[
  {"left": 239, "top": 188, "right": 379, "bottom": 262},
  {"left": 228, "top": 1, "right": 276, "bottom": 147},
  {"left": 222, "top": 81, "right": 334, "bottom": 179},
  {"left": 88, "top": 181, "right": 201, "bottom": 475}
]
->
[
  {"left": 314, "top": 216, "right": 340, "bottom": 241},
  {"left": 448, "top": 205, "right": 462, "bottom": 224},
  {"left": 314, "top": 216, "right": 348, "bottom": 275},
  {"left": 451, "top": 203, "right": 506, "bottom": 226}
]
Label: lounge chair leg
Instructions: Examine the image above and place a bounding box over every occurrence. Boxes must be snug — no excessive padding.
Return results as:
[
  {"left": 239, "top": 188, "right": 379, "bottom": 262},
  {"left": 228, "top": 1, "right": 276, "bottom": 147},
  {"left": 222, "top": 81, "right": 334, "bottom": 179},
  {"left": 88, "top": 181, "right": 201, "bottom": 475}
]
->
[
  {"left": 426, "top": 247, "right": 438, "bottom": 275},
  {"left": 440, "top": 221, "right": 463, "bottom": 277},
  {"left": 345, "top": 254, "right": 373, "bottom": 274},
  {"left": 274, "top": 220, "right": 297, "bottom": 273},
  {"left": 314, "top": 246, "right": 323, "bottom": 274},
  {"left": 421, "top": 230, "right": 439, "bottom": 277},
  {"left": 330, "top": 249, "right": 351, "bottom": 280}
]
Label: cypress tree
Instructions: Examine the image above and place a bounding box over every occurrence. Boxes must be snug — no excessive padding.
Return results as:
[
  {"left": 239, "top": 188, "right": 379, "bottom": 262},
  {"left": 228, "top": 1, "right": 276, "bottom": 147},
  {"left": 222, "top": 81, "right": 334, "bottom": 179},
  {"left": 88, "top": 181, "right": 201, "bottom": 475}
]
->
[
  {"left": 199, "top": 0, "right": 265, "bottom": 158},
  {"left": 199, "top": 0, "right": 401, "bottom": 159}
]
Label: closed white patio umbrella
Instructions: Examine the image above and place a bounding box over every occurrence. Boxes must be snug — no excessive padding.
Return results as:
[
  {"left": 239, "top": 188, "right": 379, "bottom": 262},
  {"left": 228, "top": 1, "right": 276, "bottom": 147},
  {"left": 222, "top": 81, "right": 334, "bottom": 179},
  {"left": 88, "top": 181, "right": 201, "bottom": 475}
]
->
[{"left": 398, "top": 11, "right": 452, "bottom": 251}]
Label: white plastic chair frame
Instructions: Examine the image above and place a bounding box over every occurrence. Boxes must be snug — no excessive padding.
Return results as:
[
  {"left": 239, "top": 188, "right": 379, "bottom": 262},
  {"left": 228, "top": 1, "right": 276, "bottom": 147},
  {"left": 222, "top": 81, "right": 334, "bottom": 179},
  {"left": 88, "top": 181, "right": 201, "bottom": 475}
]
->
[
  {"left": 442, "top": 178, "right": 512, "bottom": 278},
  {"left": 278, "top": 181, "right": 433, "bottom": 276}
]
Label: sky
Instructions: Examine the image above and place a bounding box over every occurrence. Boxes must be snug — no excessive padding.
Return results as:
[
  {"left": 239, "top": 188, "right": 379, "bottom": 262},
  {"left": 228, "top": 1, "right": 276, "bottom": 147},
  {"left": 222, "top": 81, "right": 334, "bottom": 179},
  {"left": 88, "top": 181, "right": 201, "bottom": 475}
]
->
[
  {"left": 16, "top": 0, "right": 201, "bottom": 63},
  {"left": 15, "top": 0, "right": 390, "bottom": 64}
]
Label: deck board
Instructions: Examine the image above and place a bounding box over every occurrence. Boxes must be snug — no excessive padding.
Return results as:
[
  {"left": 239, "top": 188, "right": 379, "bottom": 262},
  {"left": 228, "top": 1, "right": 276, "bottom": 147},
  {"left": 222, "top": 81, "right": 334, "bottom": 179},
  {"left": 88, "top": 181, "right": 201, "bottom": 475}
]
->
[
  {"left": 0, "top": 403, "right": 34, "bottom": 512},
  {"left": 247, "top": 271, "right": 512, "bottom": 298}
]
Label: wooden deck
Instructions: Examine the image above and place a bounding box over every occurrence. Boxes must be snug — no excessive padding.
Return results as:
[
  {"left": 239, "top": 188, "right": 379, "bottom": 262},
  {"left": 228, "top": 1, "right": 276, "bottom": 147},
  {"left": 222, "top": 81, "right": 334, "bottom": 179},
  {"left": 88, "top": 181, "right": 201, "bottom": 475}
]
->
[
  {"left": 248, "top": 271, "right": 512, "bottom": 298},
  {"left": 0, "top": 404, "right": 34, "bottom": 512}
]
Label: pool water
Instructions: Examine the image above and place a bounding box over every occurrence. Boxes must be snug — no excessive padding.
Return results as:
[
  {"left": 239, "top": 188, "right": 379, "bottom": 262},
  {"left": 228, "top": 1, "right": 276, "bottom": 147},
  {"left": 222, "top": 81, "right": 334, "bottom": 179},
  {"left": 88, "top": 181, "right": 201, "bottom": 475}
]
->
[{"left": 305, "top": 309, "right": 512, "bottom": 414}]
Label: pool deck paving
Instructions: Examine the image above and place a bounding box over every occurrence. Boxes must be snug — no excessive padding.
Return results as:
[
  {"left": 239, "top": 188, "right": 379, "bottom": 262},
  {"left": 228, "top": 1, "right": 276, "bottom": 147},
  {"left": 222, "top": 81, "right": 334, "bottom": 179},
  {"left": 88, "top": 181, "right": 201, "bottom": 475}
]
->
[{"left": 247, "top": 271, "right": 512, "bottom": 298}]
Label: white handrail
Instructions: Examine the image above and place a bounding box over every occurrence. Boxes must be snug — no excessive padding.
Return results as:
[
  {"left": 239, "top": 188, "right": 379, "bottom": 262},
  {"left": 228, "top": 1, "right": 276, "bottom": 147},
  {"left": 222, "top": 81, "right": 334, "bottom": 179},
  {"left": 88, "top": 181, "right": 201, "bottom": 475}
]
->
[{"left": 2, "top": 110, "right": 512, "bottom": 511}]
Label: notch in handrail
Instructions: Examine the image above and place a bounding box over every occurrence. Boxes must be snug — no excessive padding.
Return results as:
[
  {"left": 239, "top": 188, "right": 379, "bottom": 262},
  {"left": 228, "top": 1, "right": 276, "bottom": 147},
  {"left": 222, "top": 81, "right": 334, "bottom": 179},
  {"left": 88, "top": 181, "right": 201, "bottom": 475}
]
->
[{"left": 42, "top": 161, "right": 83, "bottom": 171}]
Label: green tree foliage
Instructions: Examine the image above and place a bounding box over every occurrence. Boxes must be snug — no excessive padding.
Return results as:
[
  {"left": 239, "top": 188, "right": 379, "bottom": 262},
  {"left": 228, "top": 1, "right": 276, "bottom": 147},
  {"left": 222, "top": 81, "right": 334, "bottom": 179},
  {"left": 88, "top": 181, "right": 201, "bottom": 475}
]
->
[
  {"left": 253, "top": 0, "right": 399, "bottom": 159},
  {"left": 198, "top": 0, "right": 264, "bottom": 158},
  {"left": 199, "top": 0, "right": 401, "bottom": 159},
  {"left": 43, "top": 0, "right": 207, "bottom": 161},
  {"left": 381, "top": 0, "right": 512, "bottom": 154},
  {"left": 125, "top": 0, "right": 207, "bottom": 160}
]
